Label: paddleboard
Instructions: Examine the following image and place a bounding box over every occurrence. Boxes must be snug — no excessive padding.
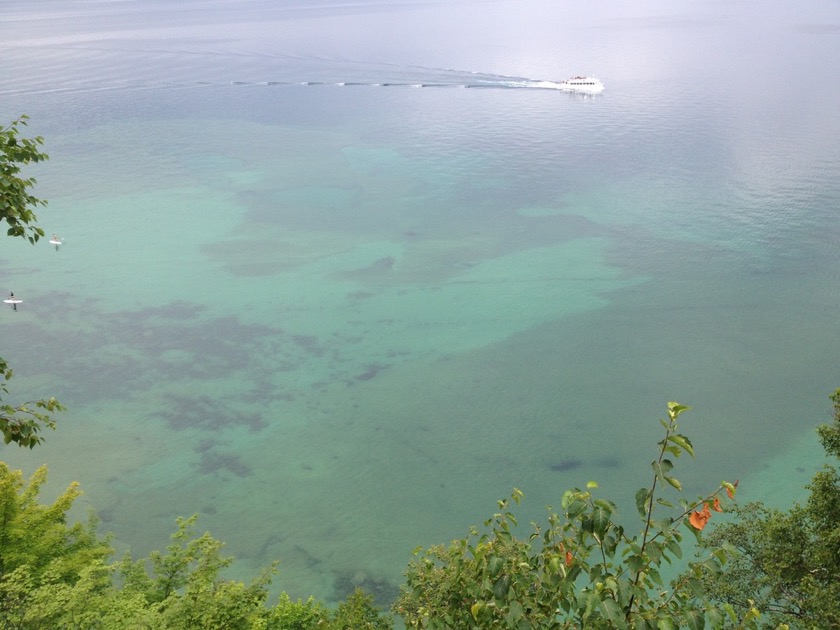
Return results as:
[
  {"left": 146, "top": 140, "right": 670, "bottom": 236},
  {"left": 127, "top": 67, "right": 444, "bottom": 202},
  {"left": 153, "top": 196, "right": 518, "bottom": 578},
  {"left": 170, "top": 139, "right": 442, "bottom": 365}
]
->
[
  {"left": 49, "top": 239, "right": 62, "bottom": 245},
  {"left": 4, "top": 299, "right": 22, "bottom": 304}
]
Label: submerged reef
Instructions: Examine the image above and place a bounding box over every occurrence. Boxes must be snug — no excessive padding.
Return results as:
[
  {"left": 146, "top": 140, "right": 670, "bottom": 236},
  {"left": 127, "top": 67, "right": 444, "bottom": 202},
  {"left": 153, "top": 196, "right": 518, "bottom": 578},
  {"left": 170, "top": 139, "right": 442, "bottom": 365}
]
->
[{"left": 154, "top": 393, "right": 266, "bottom": 432}]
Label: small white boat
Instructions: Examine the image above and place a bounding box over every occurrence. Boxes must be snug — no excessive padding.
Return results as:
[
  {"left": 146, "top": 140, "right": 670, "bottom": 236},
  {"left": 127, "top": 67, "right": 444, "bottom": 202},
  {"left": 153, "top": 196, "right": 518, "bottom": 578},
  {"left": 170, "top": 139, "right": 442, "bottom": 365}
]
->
[{"left": 559, "top": 76, "right": 604, "bottom": 93}]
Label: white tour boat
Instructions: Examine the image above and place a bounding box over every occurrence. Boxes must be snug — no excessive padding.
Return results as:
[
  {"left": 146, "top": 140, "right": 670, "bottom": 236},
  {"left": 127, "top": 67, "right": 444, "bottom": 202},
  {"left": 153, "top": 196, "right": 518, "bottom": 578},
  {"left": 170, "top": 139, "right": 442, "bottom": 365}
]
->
[{"left": 559, "top": 76, "right": 604, "bottom": 93}]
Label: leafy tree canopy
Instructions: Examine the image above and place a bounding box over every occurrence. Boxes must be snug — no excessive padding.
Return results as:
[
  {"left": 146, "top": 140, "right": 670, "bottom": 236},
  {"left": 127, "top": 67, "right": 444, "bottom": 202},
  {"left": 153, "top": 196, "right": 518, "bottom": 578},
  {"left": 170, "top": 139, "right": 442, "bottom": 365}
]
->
[
  {"left": 699, "top": 389, "right": 840, "bottom": 628},
  {"left": 1, "top": 115, "right": 48, "bottom": 243},
  {"left": 4, "top": 393, "right": 839, "bottom": 628},
  {"left": 1, "top": 115, "right": 63, "bottom": 447},
  {"left": 394, "top": 402, "right": 755, "bottom": 629},
  {"left": 0, "top": 463, "right": 394, "bottom": 629}
]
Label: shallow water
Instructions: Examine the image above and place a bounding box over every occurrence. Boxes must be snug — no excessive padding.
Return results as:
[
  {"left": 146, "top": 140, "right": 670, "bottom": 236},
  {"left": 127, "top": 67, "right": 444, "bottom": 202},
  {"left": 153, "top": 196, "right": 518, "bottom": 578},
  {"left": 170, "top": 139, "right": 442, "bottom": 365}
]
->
[{"left": 2, "top": 0, "right": 840, "bottom": 605}]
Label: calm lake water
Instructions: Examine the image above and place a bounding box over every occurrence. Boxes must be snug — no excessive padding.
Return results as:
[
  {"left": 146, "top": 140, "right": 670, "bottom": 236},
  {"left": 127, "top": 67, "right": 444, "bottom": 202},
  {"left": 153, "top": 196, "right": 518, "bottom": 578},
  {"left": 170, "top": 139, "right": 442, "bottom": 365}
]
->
[{"left": 2, "top": 0, "right": 840, "bottom": 606}]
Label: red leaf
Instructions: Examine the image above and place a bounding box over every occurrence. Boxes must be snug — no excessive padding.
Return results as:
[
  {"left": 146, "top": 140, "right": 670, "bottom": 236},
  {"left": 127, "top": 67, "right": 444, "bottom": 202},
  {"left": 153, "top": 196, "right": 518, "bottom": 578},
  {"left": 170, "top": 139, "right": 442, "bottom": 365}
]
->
[{"left": 689, "top": 503, "right": 711, "bottom": 531}]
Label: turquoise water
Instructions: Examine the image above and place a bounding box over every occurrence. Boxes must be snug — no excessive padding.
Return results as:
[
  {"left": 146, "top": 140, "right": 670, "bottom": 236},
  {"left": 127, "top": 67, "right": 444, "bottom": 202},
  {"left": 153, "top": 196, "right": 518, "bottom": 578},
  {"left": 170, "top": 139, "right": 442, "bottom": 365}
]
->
[{"left": 2, "top": 0, "right": 840, "bottom": 605}]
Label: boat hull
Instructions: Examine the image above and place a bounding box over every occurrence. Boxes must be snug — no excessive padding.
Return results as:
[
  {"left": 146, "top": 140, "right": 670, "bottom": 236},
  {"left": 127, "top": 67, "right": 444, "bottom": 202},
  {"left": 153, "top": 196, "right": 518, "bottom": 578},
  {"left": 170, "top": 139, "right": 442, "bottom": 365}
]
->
[{"left": 559, "top": 76, "right": 604, "bottom": 93}]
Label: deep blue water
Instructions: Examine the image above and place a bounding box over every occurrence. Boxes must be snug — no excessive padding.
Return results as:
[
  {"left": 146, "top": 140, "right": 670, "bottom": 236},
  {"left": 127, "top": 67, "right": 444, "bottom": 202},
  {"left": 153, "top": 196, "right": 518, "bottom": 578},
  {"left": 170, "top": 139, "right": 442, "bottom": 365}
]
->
[{"left": 2, "top": 0, "right": 840, "bottom": 605}]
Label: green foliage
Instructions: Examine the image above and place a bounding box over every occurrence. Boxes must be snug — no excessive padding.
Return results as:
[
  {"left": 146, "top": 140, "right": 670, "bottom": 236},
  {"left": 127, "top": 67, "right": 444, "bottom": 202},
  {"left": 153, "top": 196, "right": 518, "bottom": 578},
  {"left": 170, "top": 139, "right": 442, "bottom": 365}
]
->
[
  {"left": 120, "top": 514, "right": 277, "bottom": 629},
  {"left": 330, "top": 588, "right": 393, "bottom": 630},
  {"left": 0, "top": 463, "right": 114, "bottom": 626},
  {"left": 1, "top": 357, "right": 65, "bottom": 449},
  {"left": 1, "top": 116, "right": 63, "bottom": 448},
  {"left": 0, "top": 462, "right": 393, "bottom": 629},
  {"left": 700, "top": 389, "right": 840, "bottom": 628},
  {"left": 394, "top": 402, "right": 751, "bottom": 629},
  {"left": 0, "top": 115, "right": 48, "bottom": 243},
  {"left": 265, "top": 592, "right": 329, "bottom": 629},
  {"left": 263, "top": 588, "right": 393, "bottom": 630},
  {"left": 263, "top": 588, "right": 395, "bottom": 630},
  {"left": 0, "top": 463, "right": 111, "bottom": 579}
]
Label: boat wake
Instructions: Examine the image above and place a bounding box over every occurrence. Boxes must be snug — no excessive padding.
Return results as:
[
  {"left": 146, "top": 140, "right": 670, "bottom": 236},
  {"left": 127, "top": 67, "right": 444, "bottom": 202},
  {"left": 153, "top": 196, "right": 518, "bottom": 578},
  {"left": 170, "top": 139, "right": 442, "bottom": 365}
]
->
[
  {"left": 0, "top": 44, "right": 599, "bottom": 95},
  {"left": 230, "top": 78, "right": 570, "bottom": 90},
  {"left": 222, "top": 55, "right": 584, "bottom": 90}
]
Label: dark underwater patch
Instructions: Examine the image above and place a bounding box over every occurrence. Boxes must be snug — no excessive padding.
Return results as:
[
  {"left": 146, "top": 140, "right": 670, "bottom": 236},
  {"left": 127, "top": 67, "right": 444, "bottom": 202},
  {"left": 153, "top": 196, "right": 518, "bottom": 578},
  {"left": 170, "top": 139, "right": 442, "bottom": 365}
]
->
[
  {"left": 353, "top": 363, "right": 389, "bottom": 382},
  {"left": 155, "top": 393, "right": 266, "bottom": 432},
  {"left": 196, "top": 450, "right": 253, "bottom": 477},
  {"left": 549, "top": 459, "right": 583, "bottom": 472}
]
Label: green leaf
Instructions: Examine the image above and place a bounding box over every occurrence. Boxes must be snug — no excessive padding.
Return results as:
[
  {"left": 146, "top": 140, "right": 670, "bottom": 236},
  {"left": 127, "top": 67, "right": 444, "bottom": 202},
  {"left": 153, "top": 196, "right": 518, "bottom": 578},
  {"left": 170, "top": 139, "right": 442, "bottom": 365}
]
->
[
  {"left": 635, "top": 487, "right": 651, "bottom": 518},
  {"left": 663, "top": 475, "right": 682, "bottom": 490},
  {"left": 665, "top": 538, "right": 682, "bottom": 559},
  {"left": 684, "top": 609, "right": 706, "bottom": 630},
  {"left": 652, "top": 459, "right": 673, "bottom": 479},
  {"left": 667, "top": 434, "right": 695, "bottom": 457},
  {"left": 565, "top": 499, "right": 587, "bottom": 518},
  {"left": 599, "top": 598, "right": 626, "bottom": 627},
  {"left": 593, "top": 499, "right": 615, "bottom": 512},
  {"left": 492, "top": 575, "right": 511, "bottom": 600},
  {"left": 667, "top": 402, "right": 691, "bottom": 420},
  {"left": 592, "top": 505, "right": 612, "bottom": 537},
  {"left": 626, "top": 554, "right": 645, "bottom": 573},
  {"left": 647, "top": 541, "right": 663, "bottom": 564},
  {"left": 686, "top": 577, "right": 705, "bottom": 598},
  {"left": 506, "top": 600, "right": 524, "bottom": 625},
  {"left": 560, "top": 489, "right": 577, "bottom": 510},
  {"left": 658, "top": 617, "right": 679, "bottom": 630},
  {"left": 487, "top": 555, "right": 504, "bottom": 578}
]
